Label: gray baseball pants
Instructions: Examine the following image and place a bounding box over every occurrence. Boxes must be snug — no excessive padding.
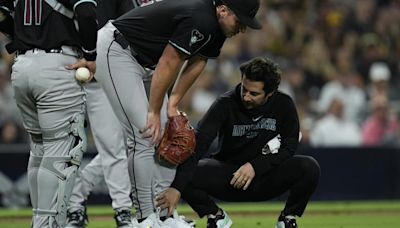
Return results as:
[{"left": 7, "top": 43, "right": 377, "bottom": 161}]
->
[
  {"left": 68, "top": 81, "right": 132, "bottom": 212},
  {"left": 95, "top": 22, "right": 176, "bottom": 219},
  {"left": 11, "top": 48, "right": 86, "bottom": 228}
]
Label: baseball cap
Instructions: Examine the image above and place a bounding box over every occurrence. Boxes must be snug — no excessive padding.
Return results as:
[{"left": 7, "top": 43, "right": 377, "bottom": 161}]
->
[
  {"left": 369, "top": 62, "right": 391, "bottom": 82},
  {"left": 220, "top": 0, "right": 262, "bottom": 29}
]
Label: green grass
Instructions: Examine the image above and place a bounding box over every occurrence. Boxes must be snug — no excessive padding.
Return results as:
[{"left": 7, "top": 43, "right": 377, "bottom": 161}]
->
[{"left": 1, "top": 201, "right": 400, "bottom": 227}]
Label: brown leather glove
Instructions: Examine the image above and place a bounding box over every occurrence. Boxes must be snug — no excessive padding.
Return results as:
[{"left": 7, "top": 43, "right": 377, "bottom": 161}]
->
[{"left": 156, "top": 112, "right": 196, "bottom": 166}]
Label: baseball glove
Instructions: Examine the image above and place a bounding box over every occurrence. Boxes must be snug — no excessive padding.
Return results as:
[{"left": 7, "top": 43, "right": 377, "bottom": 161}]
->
[{"left": 156, "top": 112, "right": 196, "bottom": 166}]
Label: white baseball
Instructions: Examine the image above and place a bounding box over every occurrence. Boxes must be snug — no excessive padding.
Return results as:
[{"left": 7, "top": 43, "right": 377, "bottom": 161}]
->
[{"left": 75, "top": 67, "right": 91, "bottom": 82}]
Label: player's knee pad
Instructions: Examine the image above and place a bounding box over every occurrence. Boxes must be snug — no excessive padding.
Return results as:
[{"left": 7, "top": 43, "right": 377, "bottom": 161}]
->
[{"left": 41, "top": 113, "right": 87, "bottom": 165}]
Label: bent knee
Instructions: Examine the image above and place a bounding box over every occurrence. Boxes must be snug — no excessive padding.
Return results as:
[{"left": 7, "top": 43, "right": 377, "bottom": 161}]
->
[{"left": 296, "top": 155, "right": 321, "bottom": 182}]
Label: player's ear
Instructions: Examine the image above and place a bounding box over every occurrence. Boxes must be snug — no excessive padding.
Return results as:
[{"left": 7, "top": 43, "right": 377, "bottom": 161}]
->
[{"left": 216, "top": 5, "right": 229, "bottom": 17}]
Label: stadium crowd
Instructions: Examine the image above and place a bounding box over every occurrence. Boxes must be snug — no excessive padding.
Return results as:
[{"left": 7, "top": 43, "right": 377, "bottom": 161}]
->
[{"left": 0, "top": 0, "right": 399, "bottom": 147}]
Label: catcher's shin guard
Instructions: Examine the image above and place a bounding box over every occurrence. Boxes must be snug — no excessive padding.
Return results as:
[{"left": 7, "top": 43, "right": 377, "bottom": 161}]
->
[{"left": 35, "top": 114, "right": 87, "bottom": 227}]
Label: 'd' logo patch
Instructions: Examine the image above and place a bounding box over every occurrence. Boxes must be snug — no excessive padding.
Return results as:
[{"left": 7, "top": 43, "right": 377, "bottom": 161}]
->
[{"left": 190, "top": 30, "right": 204, "bottom": 46}]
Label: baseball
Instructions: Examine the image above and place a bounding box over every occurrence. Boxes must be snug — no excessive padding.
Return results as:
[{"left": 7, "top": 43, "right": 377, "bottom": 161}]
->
[{"left": 75, "top": 67, "right": 91, "bottom": 82}]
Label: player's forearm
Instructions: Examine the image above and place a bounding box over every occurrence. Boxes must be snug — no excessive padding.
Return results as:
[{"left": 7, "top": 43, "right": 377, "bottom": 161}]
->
[
  {"left": 168, "top": 56, "right": 207, "bottom": 113},
  {"left": 74, "top": 2, "right": 97, "bottom": 61},
  {"left": 149, "top": 45, "right": 185, "bottom": 115}
]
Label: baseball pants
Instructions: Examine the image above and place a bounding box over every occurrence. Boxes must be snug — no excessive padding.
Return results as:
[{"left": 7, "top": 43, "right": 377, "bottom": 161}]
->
[
  {"left": 182, "top": 155, "right": 320, "bottom": 217},
  {"left": 11, "top": 48, "right": 86, "bottom": 228},
  {"left": 68, "top": 81, "right": 132, "bottom": 212},
  {"left": 95, "top": 22, "right": 176, "bottom": 219}
]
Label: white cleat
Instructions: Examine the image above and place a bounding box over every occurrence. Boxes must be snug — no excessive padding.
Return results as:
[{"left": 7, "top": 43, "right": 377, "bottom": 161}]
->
[
  {"left": 163, "top": 210, "right": 195, "bottom": 228},
  {"left": 137, "top": 213, "right": 170, "bottom": 228}
]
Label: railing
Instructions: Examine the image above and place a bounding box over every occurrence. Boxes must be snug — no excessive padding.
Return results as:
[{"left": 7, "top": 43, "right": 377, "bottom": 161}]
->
[{"left": 0, "top": 145, "right": 399, "bottom": 207}]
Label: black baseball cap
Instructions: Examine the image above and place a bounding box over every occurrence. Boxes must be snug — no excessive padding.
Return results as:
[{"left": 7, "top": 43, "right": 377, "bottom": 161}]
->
[{"left": 220, "top": 0, "right": 262, "bottom": 29}]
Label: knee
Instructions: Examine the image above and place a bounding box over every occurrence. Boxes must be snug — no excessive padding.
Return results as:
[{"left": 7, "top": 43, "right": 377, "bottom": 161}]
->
[{"left": 298, "top": 156, "right": 320, "bottom": 184}]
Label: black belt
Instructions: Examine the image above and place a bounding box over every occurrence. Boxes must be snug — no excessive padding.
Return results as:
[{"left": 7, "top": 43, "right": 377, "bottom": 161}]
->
[
  {"left": 113, "top": 30, "right": 153, "bottom": 69},
  {"left": 17, "top": 48, "right": 63, "bottom": 55}
]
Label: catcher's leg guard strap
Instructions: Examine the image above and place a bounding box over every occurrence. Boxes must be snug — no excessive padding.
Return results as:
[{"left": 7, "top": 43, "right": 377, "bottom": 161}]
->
[{"left": 33, "top": 209, "right": 58, "bottom": 228}]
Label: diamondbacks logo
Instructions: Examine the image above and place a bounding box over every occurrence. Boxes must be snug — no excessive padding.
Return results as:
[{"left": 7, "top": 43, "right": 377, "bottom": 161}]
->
[
  {"left": 190, "top": 30, "right": 204, "bottom": 47},
  {"left": 232, "top": 118, "right": 277, "bottom": 138}
]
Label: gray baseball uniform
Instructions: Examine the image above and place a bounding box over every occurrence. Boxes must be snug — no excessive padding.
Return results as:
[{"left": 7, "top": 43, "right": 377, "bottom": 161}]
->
[
  {"left": 96, "top": 22, "right": 173, "bottom": 218},
  {"left": 68, "top": 0, "right": 134, "bottom": 214},
  {"left": 95, "top": 0, "right": 228, "bottom": 219},
  {"left": 96, "top": 0, "right": 261, "bottom": 222},
  {"left": 68, "top": 81, "right": 132, "bottom": 211},
  {"left": 0, "top": 0, "right": 98, "bottom": 227}
]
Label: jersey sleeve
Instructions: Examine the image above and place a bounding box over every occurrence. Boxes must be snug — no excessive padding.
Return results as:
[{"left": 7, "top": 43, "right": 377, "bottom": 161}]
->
[
  {"left": 198, "top": 32, "right": 226, "bottom": 59},
  {"left": 0, "top": 0, "right": 14, "bottom": 12},
  {"left": 171, "top": 96, "right": 228, "bottom": 192},
  {"left": 168, "top": 16, "right": 212, "bottom": 56},
  {"left": 0, "top": 0, "right": 14, "bottom": 37}
]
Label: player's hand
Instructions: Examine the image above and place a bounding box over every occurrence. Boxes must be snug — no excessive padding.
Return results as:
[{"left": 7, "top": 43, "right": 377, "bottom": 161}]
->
[
  {"left": 155, "top": 187, "right": 181, "bottom": 216},
  {"left": 66, "top": 59, "right": 96, "bottom": 81},
  {"left": 230, "top": 162, "right": 255, "bottom": 190},
  {"left": 140, "top": 111, "right": 162, "bottom": 145}
]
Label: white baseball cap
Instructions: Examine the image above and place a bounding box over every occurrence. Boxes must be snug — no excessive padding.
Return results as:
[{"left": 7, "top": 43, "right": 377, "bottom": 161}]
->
[{"left": 369, "top": 62, "right": 391, "bottom": 82}]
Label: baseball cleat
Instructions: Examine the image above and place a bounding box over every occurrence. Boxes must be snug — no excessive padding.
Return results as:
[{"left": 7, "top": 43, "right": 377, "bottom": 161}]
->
[
  {"left": 163, "top": 210, "right": 195, "bottom": 228},
  {"left": 65, "top": 209, "right": 88, "bottom": 228},
  {"left": 114, "top": 209, "right": 134, "bottom": 228},
  {"left": 138, "top": 213, "right": 170, "bottom": 228},
  {"left": 206, "top": 209, "right": 232, "bottom": 228},
  {"left": 275, "top": 214, "right": 298, "bottom": 228}
]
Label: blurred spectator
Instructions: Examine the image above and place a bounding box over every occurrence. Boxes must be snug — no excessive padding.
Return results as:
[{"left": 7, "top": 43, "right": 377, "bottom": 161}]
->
[
  {"left": 279, "top": 62, "right": 306, "bottom": 102},
  {"left": 1, "top": 0, "right": 398, "bottom": 149},
  {"left": 316, "top": 71, "right": 366, "bottom": 124},
  {"left": 361, "top": 94, "right": 399, "bottom": 146},
  {"left": 368, "top": 61, "right": 393, "bottom": 98},
  {"left": 0, "top": 61, "right": 22, "bottom": 125},
  {"left": 344, "top": 0, "right": 376, "bottom": 35},
  {"left": 310, "top": 97, "right": 361, "bottom": 147},
  {"left": 0, "top": 120, "right": 25, "bottom": 144},
  {"left": 355, "top": 33, "right": 389, "bottom": 83}
]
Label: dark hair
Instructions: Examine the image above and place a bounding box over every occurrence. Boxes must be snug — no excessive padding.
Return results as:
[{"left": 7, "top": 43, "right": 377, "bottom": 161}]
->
[
  {"left": 239, "top": 57, "right": 281, "bottom": 94},
  {"left": 214, "top": 0, "right": 224, "bottom": 7}
]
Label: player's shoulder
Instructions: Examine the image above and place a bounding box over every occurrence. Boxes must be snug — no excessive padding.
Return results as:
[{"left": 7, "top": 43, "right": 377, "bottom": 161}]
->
[
  {"left": 275, "top": 90, "right": 293, "bottom": 101},
  {"left": 180, "top": 0, "right": 218, "bottom": 23},
  {"left": 216, "top": 88, "right": 239, "bottom": 107},
  {"left": 273, "top": 91, "right": 296, "bottom": 107}
]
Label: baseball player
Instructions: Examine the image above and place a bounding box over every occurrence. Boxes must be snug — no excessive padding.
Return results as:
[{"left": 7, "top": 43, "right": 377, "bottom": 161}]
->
[
  {"left": 156, "top": 57, "right": 321, "bottom": 228},
  {"left": 65, "top": 1, "right": 135, "bottom": 228},
  {"left": 94, "top": 0, "right": 262, "bottom": 227},
  {"left": 0, "top": 0, "right": 97, "bottom": 227}
]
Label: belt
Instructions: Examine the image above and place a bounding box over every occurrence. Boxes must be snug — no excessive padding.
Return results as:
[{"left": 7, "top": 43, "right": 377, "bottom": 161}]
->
[
  {"left": 17, "top": 48, "right": 62, "bottom": 55},
  {"left": 16, "top": 47, "right": 82, "bottom": 58},
  {"left": 113, "top": 30, "right": 154, "bottom": 69}
]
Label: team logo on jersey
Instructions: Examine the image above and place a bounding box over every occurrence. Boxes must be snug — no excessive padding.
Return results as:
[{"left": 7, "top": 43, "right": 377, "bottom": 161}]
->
[{"left": 190, "top": 30, "right": 204, "bottom": 47}]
